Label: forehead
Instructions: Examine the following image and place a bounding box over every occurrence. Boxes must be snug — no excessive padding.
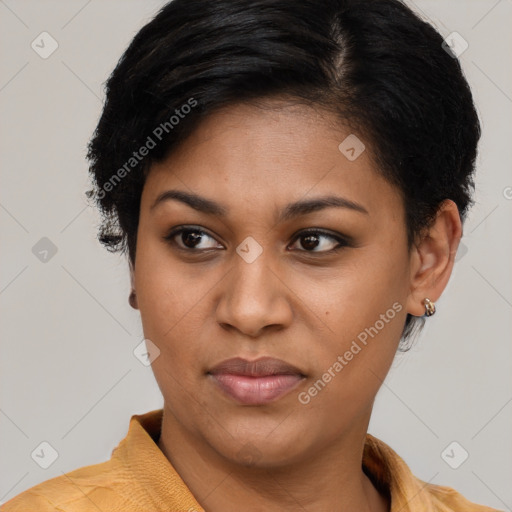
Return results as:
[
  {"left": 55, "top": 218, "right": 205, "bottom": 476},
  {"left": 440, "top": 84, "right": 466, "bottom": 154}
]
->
[{"left": 142, "top": 101, "right": 403, "bottom": 220}]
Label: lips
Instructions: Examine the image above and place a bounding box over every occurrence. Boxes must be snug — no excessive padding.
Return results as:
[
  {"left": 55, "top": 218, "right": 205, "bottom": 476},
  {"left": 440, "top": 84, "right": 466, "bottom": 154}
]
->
[{"left": 207, "top": 357, "right": 306, "bottom": 405}]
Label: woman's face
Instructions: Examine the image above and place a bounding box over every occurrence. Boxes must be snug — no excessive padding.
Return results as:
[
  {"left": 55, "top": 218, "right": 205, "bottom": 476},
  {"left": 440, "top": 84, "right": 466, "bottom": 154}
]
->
[{"left": 133, "top": 100, "right": 414, "bottom": 466}]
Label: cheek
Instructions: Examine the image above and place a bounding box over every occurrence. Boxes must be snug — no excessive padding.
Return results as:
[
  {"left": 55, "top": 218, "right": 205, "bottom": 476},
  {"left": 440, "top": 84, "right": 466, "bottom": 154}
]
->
[
  {"left": 306, "top": 244, "right": 409, "bottom": 396},
  {"left": 322, "top": 242, "right": 408, "bottom": 331},
  {"left": 300, "top": 300, "right": 406, "bottom": 431},
  {"left": 134, "top": 239, "right": 208, "bottom": 365}
]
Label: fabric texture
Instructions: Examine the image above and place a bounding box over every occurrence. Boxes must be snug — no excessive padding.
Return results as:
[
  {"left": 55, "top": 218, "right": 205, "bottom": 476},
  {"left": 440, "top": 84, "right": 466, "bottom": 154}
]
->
[{"left": 2, "top": 409, "right": 500, "bottom": 512}]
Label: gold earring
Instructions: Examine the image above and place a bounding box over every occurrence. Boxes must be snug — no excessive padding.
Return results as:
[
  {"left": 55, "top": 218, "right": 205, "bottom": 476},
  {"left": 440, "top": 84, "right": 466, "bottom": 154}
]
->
[{"left": 423, "top": 298, "right": 436, "bottom": 317}]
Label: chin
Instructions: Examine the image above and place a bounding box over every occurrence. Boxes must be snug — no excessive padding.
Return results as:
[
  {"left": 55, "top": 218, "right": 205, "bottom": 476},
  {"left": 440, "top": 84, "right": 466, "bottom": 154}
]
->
[{"left": 208, "top": 427, "right": 311, "bottom": 469}]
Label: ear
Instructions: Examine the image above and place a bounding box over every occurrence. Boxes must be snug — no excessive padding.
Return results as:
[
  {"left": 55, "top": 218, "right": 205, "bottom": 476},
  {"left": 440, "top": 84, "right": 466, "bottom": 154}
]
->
[
  {"left": 405, "top": 199, "right": 462, "bottom": 317},
  {"left": 128, "top": 259, "right": 139, "bottom": 310}
]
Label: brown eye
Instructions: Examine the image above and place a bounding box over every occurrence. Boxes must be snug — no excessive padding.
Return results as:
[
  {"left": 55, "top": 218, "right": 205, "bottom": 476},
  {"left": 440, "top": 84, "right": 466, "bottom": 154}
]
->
[
  {"left": 289, "top": 229, "right": 349, "bottom": 253},
  {"left": 163, "top": 227, "right": 223, "bottom": 251}
]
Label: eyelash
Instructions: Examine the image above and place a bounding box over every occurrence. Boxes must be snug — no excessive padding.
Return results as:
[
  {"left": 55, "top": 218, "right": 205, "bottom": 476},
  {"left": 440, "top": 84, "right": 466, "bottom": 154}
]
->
[{"left": 163, "top": 226, "right": 351, "bottom": 255}]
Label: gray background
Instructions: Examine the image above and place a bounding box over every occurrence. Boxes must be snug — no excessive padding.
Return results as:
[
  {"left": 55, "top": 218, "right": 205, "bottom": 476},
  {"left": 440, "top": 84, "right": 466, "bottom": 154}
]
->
[{"left": 1, "top": 0, "right": 511, "bottom": 509}]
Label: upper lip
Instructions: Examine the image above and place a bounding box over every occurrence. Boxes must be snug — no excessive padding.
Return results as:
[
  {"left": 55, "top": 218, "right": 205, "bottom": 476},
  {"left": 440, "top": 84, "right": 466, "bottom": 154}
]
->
[{"left": 208, "top": 357, "right": 305, "bottom": 377}]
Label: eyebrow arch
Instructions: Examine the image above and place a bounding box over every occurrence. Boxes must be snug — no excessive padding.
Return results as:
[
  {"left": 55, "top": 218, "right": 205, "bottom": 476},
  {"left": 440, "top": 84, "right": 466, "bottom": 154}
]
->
[
  {"left": 150, "top": 189, "right": 369, "bottom": 220},
  {"left": 151, "top": 190, "right": 228, "bottom": 216},
  {"left": 278, "top": 195, "right": 369, "bottom": 221}
]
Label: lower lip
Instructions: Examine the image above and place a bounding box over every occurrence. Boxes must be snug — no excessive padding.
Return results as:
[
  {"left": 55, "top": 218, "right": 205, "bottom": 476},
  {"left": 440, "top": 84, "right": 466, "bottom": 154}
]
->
[{"left": 209, "top": 373, "right": 304, "bottom": 405}]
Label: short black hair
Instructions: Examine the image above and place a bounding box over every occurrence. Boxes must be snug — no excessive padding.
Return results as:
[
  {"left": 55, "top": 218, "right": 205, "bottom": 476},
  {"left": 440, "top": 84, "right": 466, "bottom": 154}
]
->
[{"left": 86, "top": 0, "right": 481, "bottom": 347}]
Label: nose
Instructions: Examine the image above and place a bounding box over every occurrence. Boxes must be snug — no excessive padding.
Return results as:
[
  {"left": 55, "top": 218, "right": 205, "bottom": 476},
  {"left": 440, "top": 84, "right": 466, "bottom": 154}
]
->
[{"left": 215, "top": 248, "right": 293, "bottom": 338}]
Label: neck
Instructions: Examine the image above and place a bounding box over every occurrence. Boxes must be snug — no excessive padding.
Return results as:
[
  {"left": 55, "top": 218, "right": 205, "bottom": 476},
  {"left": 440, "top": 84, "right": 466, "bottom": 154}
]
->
[{"left": 157, "top": 407, "right": 390, "bottom": 512}]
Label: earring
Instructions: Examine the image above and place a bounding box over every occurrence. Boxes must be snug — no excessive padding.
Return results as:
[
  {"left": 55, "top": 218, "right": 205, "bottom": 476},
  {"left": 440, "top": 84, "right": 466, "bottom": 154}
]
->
[{"left": 423, "top": 298, "right": 436, "bottom": 317}]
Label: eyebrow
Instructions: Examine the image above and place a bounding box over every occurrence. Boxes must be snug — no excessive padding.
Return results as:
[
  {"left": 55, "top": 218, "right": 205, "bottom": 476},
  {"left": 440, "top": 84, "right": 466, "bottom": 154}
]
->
[{"left": 150, "top": 189, "right": 369, "bottom": 221}]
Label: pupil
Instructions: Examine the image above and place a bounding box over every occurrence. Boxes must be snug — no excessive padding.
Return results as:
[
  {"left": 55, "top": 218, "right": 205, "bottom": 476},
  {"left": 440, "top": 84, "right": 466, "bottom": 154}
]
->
[
  {"left": 183, "top": 230, "right": 202, "bottom": 248},
  {"left": 302, "top": 234, "right": 319, "bottom": 250}
]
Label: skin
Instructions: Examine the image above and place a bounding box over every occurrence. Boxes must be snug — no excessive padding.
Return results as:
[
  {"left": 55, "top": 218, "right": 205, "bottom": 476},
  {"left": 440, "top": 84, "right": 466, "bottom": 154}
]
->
[{"left": 129, "top": 99, "right": 461, "bottom": 512}]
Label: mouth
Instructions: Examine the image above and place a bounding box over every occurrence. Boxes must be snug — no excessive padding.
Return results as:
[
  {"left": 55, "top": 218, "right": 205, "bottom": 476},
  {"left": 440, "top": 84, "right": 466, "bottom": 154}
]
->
[{"left": 207, "top": 356, "right": 306, "bottom": 405}]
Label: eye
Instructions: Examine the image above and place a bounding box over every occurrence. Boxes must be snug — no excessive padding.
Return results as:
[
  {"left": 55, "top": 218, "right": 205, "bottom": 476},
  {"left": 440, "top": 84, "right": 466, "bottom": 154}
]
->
[
  {"left": 288, "top": 229, "right": 349, "bottom": 253},
  {"left": 163, "top": 226, "right": 223, "bottom": 251},
  {"left": 163, "top": 226, "right": 351, "bottom": 254}
]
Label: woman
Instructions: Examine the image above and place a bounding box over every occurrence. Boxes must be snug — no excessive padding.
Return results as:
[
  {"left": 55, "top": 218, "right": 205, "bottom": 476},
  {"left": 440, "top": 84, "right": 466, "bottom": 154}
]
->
[{"left": 4, "top": 0, "right": 500, "bottom": 510}]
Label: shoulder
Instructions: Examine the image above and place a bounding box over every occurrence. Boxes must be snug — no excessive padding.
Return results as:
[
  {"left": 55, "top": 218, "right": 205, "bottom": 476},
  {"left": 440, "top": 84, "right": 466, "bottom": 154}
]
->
[
  {"left": 2, "top": 409, "right": 170, "bottom": 512},
  {"left": 363, "top": 433, "right": 501, "bottom": 512},
  {"left": 421, "top": 480, "right": 503, "bottom": 512},
  {"left": 1, "top": 456, "right": 135, "bottom": 512}
]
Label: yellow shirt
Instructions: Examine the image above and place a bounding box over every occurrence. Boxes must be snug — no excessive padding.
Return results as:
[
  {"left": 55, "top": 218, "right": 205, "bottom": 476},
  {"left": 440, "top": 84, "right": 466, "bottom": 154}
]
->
[{"left": 2, "top": 409, "right": 499, "bottom": 512}]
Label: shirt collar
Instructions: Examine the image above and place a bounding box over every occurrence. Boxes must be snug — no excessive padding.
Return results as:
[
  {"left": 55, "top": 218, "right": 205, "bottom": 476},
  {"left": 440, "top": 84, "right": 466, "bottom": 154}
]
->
[{"left": 114, "top": 409, "right": 438, "bottom": 511}]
